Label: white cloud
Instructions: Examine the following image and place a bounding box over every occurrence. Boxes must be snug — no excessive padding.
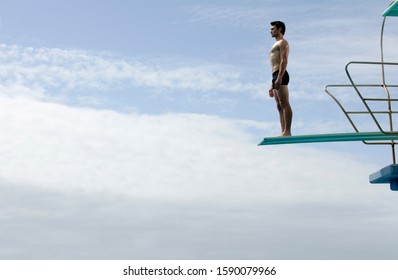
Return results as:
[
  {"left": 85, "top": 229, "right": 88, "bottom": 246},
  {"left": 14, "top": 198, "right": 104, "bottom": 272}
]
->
[
  {"left": 0, "top": 95, "right": 262, "bottom": 200},
  {"left": 0, "top": 44, "right": 263, "bottom": 101}
]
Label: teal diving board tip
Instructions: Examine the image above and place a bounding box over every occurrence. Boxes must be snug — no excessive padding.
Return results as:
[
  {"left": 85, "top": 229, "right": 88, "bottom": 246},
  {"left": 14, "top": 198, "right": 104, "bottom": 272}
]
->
[
  {"left": 259, "top": 132, "right": 398, "bottom": 146},
  {"left": 383, "top": 0, "right": 398, "bottom": 17}
]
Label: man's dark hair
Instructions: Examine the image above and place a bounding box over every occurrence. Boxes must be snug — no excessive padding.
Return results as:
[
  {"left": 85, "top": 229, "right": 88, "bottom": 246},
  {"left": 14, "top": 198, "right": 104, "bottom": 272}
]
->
[{"left": 271, "top": 21, "right": 286, "bottom": 35}]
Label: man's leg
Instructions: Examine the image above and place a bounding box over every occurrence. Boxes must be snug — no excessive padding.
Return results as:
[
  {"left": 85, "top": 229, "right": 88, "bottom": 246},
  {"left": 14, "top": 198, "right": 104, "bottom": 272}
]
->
[
  {"left": 276, "top": 85, "right": 292, "bottom": 136},
  {"left": 274, "top": 90, "right": 285, "bottom": 134}
]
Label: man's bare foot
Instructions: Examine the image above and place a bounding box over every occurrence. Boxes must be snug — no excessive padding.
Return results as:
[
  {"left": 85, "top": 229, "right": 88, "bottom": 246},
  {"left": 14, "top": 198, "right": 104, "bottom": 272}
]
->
[{"left": 280, "top": 132, "right": 292, "bottom": 137}]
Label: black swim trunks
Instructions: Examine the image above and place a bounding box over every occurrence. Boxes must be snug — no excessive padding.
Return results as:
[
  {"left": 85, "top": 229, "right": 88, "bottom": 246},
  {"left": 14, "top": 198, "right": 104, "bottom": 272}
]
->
[{"left": 272, "top": 70, "right": 290, "bottom": 89}]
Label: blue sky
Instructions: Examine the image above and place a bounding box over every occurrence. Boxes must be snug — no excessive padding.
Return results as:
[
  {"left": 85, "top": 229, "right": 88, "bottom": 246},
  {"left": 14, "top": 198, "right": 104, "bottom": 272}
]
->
[{"left": 1, "top": 0, "right": 398, "bottom": 259}]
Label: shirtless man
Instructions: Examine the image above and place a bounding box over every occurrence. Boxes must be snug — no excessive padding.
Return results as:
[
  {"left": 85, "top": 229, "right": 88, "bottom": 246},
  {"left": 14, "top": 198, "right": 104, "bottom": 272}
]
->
[{"left": 269, "top": 21, "right": 292, "bottom": 136}]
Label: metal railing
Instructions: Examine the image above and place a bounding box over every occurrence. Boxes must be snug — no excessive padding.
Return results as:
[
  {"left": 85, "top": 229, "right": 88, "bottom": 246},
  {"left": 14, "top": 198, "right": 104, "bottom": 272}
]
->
[{"left": 325, "top": 61, "right": 398, "bottom": 163}]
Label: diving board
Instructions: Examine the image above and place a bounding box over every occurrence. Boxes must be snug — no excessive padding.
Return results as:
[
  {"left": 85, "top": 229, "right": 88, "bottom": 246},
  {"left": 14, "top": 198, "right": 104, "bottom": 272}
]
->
[{"left": 259, "top": 132, "right": 398, "bottom": 146}]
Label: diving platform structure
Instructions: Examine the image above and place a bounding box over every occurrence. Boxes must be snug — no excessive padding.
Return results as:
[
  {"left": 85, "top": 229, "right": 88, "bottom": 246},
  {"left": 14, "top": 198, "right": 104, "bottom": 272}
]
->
[{"left": 259, "top": 1, "right": 398, "bottom": 191}]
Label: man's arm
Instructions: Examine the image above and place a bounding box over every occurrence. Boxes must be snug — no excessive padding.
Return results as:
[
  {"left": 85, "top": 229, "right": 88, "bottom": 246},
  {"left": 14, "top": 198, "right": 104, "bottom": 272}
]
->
[{"left": 274, "top": 41, "right": 289, "bottom": 89}]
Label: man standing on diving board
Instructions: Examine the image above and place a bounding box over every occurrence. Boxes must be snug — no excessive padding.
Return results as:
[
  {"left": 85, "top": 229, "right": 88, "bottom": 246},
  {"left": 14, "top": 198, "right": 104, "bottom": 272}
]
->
[{"left": 269, "top": 21, "right": 293, "bottom": 136}]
